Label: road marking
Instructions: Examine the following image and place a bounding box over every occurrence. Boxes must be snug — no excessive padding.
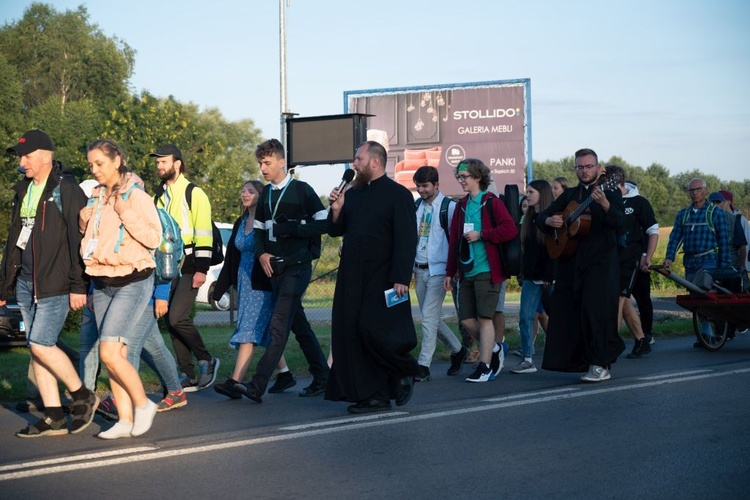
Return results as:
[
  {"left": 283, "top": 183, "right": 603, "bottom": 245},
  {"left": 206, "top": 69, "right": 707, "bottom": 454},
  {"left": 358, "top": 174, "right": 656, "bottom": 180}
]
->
[
  {"left": 482, "top": 387, "right": 579, "bottom": 402},
  {"left": 280, "top": 411, "right": 409, "bottom": 431},
  {"left": 2, "top": 367, "right": 749, "bottom": 482},
  {"left": 0, "top": 447, "right": 156, "bottom": 473},
  {"left": 638, "top": 369, "right": 712, "bottom": 380}
]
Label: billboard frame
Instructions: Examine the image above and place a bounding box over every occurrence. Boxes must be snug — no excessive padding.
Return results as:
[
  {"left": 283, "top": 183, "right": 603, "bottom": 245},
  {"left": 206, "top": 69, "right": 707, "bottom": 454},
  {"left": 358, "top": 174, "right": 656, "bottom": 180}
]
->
[{"left": 343, "top": 78, "right": 533, "bottom": 190}]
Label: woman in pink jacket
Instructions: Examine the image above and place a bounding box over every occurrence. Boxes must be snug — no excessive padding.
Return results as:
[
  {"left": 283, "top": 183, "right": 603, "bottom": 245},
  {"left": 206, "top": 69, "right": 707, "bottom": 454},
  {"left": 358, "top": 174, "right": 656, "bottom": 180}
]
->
[{"left": 79, "top": 139, "right": 162, "bottom": 439}]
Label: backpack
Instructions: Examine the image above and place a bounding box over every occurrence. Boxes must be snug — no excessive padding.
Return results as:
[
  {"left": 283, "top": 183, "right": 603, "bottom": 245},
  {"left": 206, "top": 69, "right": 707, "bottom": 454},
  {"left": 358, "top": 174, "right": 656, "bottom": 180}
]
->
[
  {"left": 185, "top": 183, "right": 225, "bottom": 266},
  {"left": 415, "top": 196, "right": 454, "bottom": 242},
  {"left": 119, "top": 184, "right": 184, "bottom": 284},
  {"left": 483, "top": 184, "right": 522, "bottom": 277}
]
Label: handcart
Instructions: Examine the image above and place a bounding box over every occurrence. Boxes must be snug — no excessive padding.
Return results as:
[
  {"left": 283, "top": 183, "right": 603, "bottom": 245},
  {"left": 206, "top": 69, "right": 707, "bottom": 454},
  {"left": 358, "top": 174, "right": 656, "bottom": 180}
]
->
[{"left": 650, "top": 265, "right": 750, "bottom": 351}]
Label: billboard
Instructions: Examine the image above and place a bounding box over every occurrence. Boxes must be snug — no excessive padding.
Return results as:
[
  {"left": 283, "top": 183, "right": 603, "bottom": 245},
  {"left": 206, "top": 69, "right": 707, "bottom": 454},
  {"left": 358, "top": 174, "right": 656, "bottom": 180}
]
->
[{"left": 344, "top": 79, "right": 531, "bottom": 197}]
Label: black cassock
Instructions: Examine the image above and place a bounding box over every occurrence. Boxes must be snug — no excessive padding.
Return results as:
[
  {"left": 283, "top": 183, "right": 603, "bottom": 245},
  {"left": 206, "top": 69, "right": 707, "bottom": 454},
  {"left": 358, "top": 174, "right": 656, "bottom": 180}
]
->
[
  {"left": 325, "top": 175, "right": 420, "bottom": 403},
  {"left": 537, "top": 183, "right": 626, "bottom": 372}
]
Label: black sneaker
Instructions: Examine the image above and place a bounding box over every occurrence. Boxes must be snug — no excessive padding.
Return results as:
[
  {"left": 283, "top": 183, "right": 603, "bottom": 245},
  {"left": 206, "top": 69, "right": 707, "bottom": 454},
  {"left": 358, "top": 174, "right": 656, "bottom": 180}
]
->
[
  {"left": 235, "top": 380, "right": 262, "bottom": 403},
  {"left": 489, "top": 343, "right": 506, "bottom": 380},
  {"left": 447, "top": 346, "right": 468, "bottom": 376},
  {"left": 644, "top": 334, "right": 655, "bottom": 345},
  {"left": 415, "top": 365, "right": 431, "bottom": 382},
  {"left": 197, "top": 357, "right": 220, "bottom": 390},
  {"left": 465, "top": 362, "right": 492, "bottom": 383},
  {"left": 299, "top": 380, "right": 326, "bottom": 397},
  {"left": 268, "top": 371, "right": 297, "bottom": 393},
  {"left": 626, "top": 338, "right": 652, "bottom": 359},
  {"left": 214, "top": 378, "right": 242, "bottom": 399}
]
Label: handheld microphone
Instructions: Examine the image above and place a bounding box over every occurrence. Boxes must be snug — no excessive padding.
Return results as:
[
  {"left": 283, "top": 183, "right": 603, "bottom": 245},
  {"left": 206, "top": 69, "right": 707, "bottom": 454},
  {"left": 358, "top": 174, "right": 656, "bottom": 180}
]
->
[{"left": 337, "top": 169, "right": 355, "bottom": 192}]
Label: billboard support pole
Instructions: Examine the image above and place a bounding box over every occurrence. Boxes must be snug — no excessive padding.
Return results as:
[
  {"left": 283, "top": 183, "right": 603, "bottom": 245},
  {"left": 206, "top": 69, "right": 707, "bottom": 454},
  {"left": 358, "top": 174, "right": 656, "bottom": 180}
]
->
[{"left": 279, "top": 0, "right": 289, "bottom": 147}]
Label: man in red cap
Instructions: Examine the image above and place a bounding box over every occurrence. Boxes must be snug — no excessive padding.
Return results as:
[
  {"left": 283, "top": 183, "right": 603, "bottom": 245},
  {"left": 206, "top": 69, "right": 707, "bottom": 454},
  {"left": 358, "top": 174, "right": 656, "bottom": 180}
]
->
[{"left": 2, "top": 130, "right": 99, "bottom": 437}]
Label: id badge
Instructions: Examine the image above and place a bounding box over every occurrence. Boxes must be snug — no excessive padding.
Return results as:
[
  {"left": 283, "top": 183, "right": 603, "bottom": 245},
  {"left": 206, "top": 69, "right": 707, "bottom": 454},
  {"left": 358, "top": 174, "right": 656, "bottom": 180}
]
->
[
  {"left": 463, "top": 223, "right": 475, "bottom": 235},
  {"left": 82, "top": 238, "right": 98, "bottom": 260},
  {"left": 16, "top": 225, "right": 32, "bottom": 250},
  {"left": 265, "top": 219, "right": 276, "bottom": 242}
]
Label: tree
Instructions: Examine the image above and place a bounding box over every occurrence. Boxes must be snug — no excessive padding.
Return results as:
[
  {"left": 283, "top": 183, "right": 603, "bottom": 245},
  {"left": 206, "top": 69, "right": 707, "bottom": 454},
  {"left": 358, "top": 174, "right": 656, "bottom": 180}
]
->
[{"left": 0, "top": 3, "right": 134, "bottom": 114}]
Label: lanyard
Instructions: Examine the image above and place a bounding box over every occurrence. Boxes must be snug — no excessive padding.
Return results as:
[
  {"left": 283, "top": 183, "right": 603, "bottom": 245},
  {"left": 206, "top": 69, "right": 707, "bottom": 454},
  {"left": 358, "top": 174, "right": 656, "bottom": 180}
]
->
[
  {"left": 92, "top": 189, "right": 106, "bottom": 237},
  {"left": 268, "top": 181, "right": 291, "bottom": 220},
  {"left": 21, "top": 183, "right": 35, "bottom": 220}
]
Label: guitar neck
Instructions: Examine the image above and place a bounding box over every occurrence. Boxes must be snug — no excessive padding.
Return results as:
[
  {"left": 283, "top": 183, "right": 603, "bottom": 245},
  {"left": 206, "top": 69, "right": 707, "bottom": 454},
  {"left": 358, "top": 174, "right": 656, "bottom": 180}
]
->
[{"left": 566, "top": 194, "right": 595, "bottom": 226}]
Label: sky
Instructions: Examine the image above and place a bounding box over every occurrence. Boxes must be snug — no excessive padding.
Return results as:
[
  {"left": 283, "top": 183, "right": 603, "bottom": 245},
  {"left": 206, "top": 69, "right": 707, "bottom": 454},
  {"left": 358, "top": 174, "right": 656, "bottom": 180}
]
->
[{"left": 2, "top": 0, "right": 749, "bottom": 195}]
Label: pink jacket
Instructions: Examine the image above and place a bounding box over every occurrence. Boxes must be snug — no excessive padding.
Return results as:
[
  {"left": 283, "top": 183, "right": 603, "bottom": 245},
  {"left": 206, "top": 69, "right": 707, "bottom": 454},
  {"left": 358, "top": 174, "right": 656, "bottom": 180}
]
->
[{"left": 80, "top": 173, "right": 162, "bottom": 278}]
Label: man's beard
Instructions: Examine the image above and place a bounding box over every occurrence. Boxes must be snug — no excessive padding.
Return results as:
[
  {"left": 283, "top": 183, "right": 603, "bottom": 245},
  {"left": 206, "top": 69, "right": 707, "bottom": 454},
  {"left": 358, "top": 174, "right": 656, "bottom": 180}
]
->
[
  {"left": 158, "top": 166, "right": 177, "bottom": 182},
  {"left": 351, "top": 167, "right": 372, "bottom": 188}
]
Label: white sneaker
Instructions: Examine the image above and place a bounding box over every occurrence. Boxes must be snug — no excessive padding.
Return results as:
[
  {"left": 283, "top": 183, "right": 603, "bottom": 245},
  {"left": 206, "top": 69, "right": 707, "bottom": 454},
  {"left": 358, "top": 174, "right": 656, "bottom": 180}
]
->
[{"left": 580, "top": 365, "right": 610, "bottom": 382}]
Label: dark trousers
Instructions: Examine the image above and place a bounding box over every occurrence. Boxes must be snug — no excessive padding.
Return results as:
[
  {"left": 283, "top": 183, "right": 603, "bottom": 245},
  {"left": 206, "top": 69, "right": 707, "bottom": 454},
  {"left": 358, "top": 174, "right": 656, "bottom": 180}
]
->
[
  {"left": 252, "top": 266, "right": 329, "bottom": 393},
  {"left": 631, "top": 270, "right": 653, "bottom": 336},
  {"left": 167, "top": 272, "right": 211, "bottom": 379}
]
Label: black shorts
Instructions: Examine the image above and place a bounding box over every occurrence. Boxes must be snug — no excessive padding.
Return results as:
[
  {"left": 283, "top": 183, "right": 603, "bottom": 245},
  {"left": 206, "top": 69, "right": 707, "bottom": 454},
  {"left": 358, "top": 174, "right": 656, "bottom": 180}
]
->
[{"left": 619, "top": 256, "right": 639, "bottom": 298}]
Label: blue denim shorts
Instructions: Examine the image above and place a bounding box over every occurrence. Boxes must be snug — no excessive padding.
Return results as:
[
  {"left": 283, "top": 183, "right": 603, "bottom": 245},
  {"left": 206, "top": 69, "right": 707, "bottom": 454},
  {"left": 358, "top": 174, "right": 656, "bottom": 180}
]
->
[
  {"left": 15, "top": 279, "right": 71, "bottom": 347},
  {"left": 94, "top": 274, "right": 154, "bottom": 346}
]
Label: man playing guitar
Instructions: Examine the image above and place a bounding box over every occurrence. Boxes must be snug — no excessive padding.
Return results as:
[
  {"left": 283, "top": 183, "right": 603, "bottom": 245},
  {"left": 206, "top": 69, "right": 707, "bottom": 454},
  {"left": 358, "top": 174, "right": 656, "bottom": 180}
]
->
[{"left": 536, "top": 148, "right": 626, "bottom": 382}]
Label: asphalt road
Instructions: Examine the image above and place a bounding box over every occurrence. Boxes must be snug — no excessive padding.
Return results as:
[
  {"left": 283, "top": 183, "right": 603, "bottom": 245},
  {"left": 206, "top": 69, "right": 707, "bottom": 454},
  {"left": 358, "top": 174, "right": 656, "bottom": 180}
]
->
[{"left": 2, "top": 333, "right": 748, "bottom": 499}]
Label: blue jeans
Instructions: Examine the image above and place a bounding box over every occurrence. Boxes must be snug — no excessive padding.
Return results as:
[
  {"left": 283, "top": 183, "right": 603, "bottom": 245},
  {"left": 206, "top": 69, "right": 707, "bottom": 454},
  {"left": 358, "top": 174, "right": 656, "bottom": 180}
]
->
[
  {"left": 127, "top": 304, "right": 181, "bottom": 393},
  {"left": 686, "top": 258, "right": 717, "bottom": 336},
  {"left": 518, "top": 280, "right": 544, "bottom": 357},
  {"left": 414, "top": 268, "right": 461, "bottom": 366},
  {"left": 79, "top": 306, "right": 100, "bottom": 391},
  {"left": 16, "top": 279, "right": 70, "bottom": 347}
]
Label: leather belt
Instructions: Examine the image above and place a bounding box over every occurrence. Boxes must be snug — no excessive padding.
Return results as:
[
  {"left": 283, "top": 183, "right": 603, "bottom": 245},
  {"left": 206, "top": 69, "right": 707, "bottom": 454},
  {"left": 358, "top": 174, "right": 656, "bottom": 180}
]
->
[{"left": 414, "top": 262, "right": 429, "bottom": 269}]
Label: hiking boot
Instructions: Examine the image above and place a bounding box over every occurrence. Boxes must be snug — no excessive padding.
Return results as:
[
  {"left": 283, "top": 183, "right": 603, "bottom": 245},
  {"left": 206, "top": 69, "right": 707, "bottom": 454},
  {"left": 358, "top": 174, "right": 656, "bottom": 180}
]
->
[
  {"left": 489, "top": 342, "right": 506, "bottom": 380},
  {"left": 510, "top": 359, "right": 538, "bottom": 374},
  {"left": 96, "top": 395, "right": 118, "bottom": 421},
  {"left": 626, "top": 338, "right": 652, "bottom": 359},
  {"left": 268, "top": 371, "right": 297, "bottom": 393},
  {"left": 69, "top": 389, "right": 100, "bottom": 434},
  {"left": 465, "top": 362, "right": 492, "bottom": 383},
  {"left": 580, "top": 365, "right": 611, "bottom": 382},
  {"left": 16, "top": 416, "right": 68, "bottom": 438},
  {"left": 214, "top": 378, "right": 243, "bottom": 399},
  {"left": 180, "top": 372, "right": 199, "bottom": 393},
  {"left": 157, "top": 390, "right": 188, "bottom": 412},
  {"left": 447, "top": 347, "right": 468, "bottom": 376},
  {"left": 197, "top": 357, "right": 220, "bottom": 390},
  {"left": 415, "top": 365, "right": 431, "bottom": 382}
]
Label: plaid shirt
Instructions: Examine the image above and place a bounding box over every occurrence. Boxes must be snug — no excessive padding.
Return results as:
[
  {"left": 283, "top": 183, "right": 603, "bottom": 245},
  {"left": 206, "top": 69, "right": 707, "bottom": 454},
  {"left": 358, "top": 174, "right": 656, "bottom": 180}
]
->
[{"left": 666, "top": 202, "right": 731, "bottom": 270}]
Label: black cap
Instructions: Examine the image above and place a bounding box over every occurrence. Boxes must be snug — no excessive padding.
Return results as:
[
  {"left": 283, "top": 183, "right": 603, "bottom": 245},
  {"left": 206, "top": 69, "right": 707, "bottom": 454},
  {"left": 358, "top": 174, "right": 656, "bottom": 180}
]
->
[
  {"left": 149, "top": 144, "right": 183, "bottom": 160},
  {"left": 6, "top": 130, "right": 55, "bottom": 156}
]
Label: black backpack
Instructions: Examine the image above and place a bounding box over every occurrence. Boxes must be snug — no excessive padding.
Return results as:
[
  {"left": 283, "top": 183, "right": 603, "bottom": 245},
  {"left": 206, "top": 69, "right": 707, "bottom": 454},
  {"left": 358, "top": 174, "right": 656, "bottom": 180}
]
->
[
  {"left": 415, "top": 196, "right": 454, "bottom": 242},
  {"left": 484, "top": 184, "right": 522, "bottom": 277},
  {"left": 185, "top": 183, "right": 225, "bottom": 266}
]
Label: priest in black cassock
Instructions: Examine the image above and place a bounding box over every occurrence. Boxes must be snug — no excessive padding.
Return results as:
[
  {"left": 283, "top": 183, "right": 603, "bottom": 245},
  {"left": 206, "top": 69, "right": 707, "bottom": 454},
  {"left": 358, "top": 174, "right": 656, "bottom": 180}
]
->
[
  {"left": 536, "top": 148, "right": 626, "bottom": 382},
  {"left": 325, "top": 140, "right": 420, "bottom": 414}
]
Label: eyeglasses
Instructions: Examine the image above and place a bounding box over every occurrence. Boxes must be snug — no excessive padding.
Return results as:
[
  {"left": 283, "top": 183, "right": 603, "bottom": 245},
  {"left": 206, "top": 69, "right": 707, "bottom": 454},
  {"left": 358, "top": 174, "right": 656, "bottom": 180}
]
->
[
  {"left": 687, "top": 187, "right": 705, "bottom": 193},
  {"left": 575, "top": 164, "right": 598, "bottom": 171},
  {"left": 455, "top": 174, "right": 472, "bottom": 182}
]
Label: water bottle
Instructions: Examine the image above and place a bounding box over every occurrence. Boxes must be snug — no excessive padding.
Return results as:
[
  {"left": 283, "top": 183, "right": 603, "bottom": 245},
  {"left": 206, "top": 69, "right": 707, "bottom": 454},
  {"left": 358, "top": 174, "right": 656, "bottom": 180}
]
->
[{"left": 159, "top": 231, "right": 176, "bottom": 279}]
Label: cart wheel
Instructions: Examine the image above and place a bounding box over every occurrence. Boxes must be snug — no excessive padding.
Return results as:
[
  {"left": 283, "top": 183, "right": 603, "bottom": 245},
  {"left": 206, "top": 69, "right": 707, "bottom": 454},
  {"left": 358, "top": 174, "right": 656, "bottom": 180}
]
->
[{"left": 692, "top": 311, "right": 729, "bottom": 351}]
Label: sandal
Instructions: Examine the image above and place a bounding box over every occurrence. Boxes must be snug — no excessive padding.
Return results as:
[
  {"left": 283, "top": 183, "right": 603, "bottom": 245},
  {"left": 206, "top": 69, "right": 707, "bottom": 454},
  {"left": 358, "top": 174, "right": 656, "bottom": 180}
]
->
[
  {"left": 16, "top": 416, "right": 68, "bottom": 438},
  {"left": 69, "top": 390, "right": 100, "bottom": 434}
]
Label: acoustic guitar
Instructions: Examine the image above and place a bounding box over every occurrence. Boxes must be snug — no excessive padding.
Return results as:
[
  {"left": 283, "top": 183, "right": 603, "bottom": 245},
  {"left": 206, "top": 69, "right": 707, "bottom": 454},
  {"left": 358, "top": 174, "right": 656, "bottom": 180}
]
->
[{"left": 544, "top": 173, "right": 623, "bottom": 260}]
